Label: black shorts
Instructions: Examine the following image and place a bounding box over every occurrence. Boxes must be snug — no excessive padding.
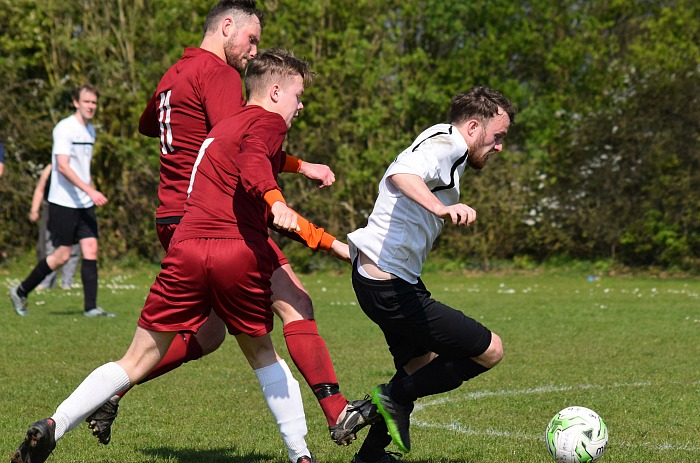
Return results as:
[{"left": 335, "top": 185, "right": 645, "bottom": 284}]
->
[
  {"left": 352, "top": 260, "right": 492, "bottom": 370},
  {"left": 47, "top": 203, "right": 98, "bottom": 247}
]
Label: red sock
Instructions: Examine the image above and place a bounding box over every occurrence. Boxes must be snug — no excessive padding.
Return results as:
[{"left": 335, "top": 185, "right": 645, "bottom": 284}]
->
[
  {"left": 135, "top": 333, "right": 204, "bottom": 385},
  {"left": 284, "top": 319, "right": 347, "bottom": 425}
]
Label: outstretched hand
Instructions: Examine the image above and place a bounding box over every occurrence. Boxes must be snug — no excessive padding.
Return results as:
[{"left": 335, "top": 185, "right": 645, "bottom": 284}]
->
[
  {"left": 299, "top": 162, "right": 335, "bottom": 188},
  {"left": 439, "top": 203, "right": 476, "bottom": 226}
]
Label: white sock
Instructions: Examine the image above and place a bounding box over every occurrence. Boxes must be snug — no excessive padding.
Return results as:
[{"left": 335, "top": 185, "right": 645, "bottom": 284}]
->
[
  {"left": 51, "top": 362, "right": 130, "bottom": 440},
  {"left": 255, "top": 359, "right": 310, "bottom": 462}
]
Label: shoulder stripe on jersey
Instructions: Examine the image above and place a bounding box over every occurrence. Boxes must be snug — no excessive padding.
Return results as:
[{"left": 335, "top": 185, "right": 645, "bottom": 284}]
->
[
  {"left": 411, "top": 125, "right": 452, "bottom": 153},
  {"left": 431, "top": 150, "right": 468, "bottom": 193},
  {"left": 429, "top": 126, "right": 468, "bottom": 193},
  {"left": 72, "top": 142, "right": 94, "bottom": 146}
]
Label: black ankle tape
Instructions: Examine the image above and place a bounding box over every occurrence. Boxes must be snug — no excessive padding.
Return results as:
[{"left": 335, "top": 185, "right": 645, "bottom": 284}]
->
[{"left": 312, "top": 383, "right": 340, "bottom": 400}]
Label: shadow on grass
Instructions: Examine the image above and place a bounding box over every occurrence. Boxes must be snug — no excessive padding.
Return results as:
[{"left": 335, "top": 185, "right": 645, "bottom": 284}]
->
[
  {"left": 140, "top": 446, "right": 278, "bottom": 463},
  {"left": 400, "top": 459, "right": 478, "bottom": 463}
]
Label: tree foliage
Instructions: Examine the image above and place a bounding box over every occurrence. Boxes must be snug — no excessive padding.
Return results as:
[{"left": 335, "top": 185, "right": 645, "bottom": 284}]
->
[{"left": 0, "top": 0, "right": 697, "bottom": 271}]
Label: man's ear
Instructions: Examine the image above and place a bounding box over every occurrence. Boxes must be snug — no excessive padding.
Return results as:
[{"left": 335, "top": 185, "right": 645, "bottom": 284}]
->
[
  {"left": 270, "top": 84, "right": 281, "bottom": 103},
  {"left": 466, "top": 119, "right": 480, "bottom": 137},
  {"left": 73, "top": 99, "right": 80, "bottom": 109},
  {"left": 221, "top": 17, "right": 235, "bottom": 38}
]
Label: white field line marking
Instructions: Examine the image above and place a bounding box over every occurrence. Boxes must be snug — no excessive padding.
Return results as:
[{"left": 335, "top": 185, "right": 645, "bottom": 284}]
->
[{"left": 412, "top": 381, "right": 700, "bottom": 453}]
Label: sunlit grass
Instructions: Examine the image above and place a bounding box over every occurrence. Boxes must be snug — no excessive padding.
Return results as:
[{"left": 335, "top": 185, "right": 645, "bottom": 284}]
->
[{"left": 1, "top": 257, "right": 698, "bottom": 462}]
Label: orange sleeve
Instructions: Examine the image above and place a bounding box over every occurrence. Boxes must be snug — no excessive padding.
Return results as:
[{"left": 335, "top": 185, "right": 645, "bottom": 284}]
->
[
  {"left": 295, "top": 214, "right": 337, "bottom": 252},
  {"left": 269, "top": 208, "right": 336, "bottom": 252},
  {"left": 263, "top": 189, "right": 286, "bottom": 207},
  {"left": 282, "top": 153, "right": 302, "bottom": 173}
]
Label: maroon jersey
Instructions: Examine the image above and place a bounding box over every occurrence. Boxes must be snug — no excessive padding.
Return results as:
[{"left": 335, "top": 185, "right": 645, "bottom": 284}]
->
[
  {"left": 139, "top": 47, "right": 245, "bottom": 220},
  {"left": 173, "top": 105, "right": 287, "bottom": 244}
]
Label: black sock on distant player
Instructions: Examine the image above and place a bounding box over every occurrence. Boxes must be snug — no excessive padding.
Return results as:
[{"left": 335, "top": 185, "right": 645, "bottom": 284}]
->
[
  {"left": 82, "top": 259, "right": 98, "bottom": 310},
  {"left": 18, "top": 259, "right": 52, "bottom": 297}
]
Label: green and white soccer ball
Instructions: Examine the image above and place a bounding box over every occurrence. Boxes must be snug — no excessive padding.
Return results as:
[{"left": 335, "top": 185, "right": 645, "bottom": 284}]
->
[{"left": 545, "top": 406, "right": 608, "bottom": 463}]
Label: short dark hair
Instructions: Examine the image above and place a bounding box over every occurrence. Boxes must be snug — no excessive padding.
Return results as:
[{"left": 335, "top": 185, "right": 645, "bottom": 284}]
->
[
  {"left": 244, "top": 48, "right": 313, "bottom": 98},
  {"left": 203, "top": 0, "right": 264, "bottom": 35},
  {"left": 73, "top": 83, "right": 99, "bottom": 101},
  {"left": 450, "top": 86, "right": 516, "bottom": 125}
]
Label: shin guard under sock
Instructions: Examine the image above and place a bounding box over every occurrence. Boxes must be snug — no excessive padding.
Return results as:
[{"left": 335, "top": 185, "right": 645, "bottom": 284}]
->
[
  {"left": 393, "top": 357, "right": 490, "bottom": 404},
  {"left": 284, "top": 319, "right": 347, "bottom": 425},
  {"left": 255, "top": 359, "right": 309, "bottom": 462},
  {"left": 19, "top": 259, "right": 52, "bottom": 297},
  {"left": 81, "top": 259, "right": 98, "bottom": 310},
  {"left": 52, "top": 362, "right": 130, "bottom": 440}
]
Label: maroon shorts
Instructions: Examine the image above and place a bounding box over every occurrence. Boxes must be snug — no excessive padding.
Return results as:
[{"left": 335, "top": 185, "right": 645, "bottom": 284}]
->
[
  {"left": 156, "top": 223, "right": 288, "bottom": 269},
  {"left": 156, "top": 223, "right": 178, "bottom": 251},
  {"left": 138, "top": 238, "right": 279, "bottom": 337}
]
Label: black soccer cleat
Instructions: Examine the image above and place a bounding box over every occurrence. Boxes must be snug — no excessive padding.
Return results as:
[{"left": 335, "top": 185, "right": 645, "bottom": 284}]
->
[
  {"left": 85, "top": 397, "right": 120, "bottom": 445},
  {"left": 350, "top": 451, "right": 404, "bottom": 463},
  {"left": 11, "top": 418, "right": 56, "bottom": 463},
  {"left": 371, "top": 384, "right": 413, "bottom": 453},
  {"left": 296, "top": 455, "right": 318, "bottom": 463},
  {"left": 329, "top": 398, "right": 381, "bottom": 446}
]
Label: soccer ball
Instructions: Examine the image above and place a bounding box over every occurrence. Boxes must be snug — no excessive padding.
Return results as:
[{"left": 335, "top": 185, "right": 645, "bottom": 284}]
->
[{"left": 545, "top": 406, "right": 608, "bottom": 463}]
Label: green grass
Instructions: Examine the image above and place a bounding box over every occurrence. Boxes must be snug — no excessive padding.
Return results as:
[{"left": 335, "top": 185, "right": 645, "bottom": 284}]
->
[{"left": 1, "top": 258, "right": 699, "bottom": 463}]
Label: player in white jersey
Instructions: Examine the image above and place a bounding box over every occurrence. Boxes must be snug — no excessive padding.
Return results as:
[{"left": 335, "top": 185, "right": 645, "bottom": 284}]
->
[
  {"left": 9, "top": 84, "right": 113, "bottom": 318},
  {"left": 347, "top": 86, "right": 517, "bottom": 463}
]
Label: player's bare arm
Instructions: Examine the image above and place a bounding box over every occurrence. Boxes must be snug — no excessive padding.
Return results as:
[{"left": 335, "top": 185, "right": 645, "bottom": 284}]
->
[
  {"left": 56, "top": 154, "right": 108, "bottom": 206},
  {"left": 282, "top": 153, "right": 335, "bottom": 188},
  {"left": 298, "top": 160, "right": 335, "bottom": 188},
  {"left": 329, "top": 239, "right": 350, "bottom": 263},
  {"left": 389, "top": 172, "right": 476, "bottom": 226},
  {"left": 29, "top": 164, "right": 52, "bottom": 222}
]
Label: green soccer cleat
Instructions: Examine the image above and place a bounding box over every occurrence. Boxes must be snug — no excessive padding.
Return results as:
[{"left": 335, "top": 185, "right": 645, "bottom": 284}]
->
[{"left": 371, "top": 384, "right": 413, "bottom": 453}]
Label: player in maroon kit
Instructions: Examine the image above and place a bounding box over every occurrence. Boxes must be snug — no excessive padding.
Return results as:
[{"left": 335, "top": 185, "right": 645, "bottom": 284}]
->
[
  {"left": 10, "top": 48, "right": 364, "bottom": 463},
  {"left": 85, "top": 0, "right": 376, "bottom": 453}
]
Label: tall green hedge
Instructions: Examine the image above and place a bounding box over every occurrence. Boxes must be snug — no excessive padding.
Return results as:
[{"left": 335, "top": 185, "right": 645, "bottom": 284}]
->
[{"left": 1, "top": 0, "right": 697, "bottom": 271}]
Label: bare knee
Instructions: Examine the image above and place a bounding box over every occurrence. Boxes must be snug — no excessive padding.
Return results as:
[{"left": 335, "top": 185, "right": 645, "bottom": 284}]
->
[
  {"left": 192, "top": 312, "right": 227, "bottom": 355},
  {"left": 270, "top": 265, "right": 314, "bottom": 322},
  {"left": 475, "top": 333, "right": 504, "bottom": 369},
  {"left": 272, "top": 291, "right": 313, "bottom": 323},
  {"left": 47, "top": 246, "right": 72, "bottom": 268}
]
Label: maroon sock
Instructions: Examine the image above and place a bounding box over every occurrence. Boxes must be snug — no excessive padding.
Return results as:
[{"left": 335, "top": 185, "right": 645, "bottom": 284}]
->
[
  {"left": 284, "top": 319, "right": 347, "bottom": 425},
  {"left": 117, "top": 333, "right": 204, "bottom": 395}
]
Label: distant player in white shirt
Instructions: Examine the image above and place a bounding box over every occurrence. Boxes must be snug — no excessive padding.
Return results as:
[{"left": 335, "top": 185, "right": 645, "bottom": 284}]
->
[
  {"left": 9, "top": 83, "right": 113, "bottom": 318},
  {"left": 348, "top": 86, "right": 517, "bottom": 463}
]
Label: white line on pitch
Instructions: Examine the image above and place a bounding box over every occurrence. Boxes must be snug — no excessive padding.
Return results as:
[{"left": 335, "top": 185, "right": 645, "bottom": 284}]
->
[
  {"left": 411, "top": 381, "right": 700, "bottom": 453},
  {"left": 412, "top": 420, "right": 700, "bottom": 452}
]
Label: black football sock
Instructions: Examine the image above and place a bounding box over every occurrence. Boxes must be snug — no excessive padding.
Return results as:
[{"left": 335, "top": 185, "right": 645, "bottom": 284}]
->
[
  {"left": 82, "top": 259, "right": 98, "bottom": 310},
  {"left": 356, "top": 420, "right": 392, "bottom": 462},
  {"left": 357, "top": 369, "right": 409, "bottom": 462},
  {"left": 392, "top": 357, "right": 489, "bottom": 403},
  {"left": 19, "top": 259, "right": 52, "bottom": 297}
]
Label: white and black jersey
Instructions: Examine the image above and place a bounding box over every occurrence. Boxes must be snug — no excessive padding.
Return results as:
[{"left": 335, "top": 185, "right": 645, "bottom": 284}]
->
[
  {"left": 348, "top": 123, "right": 469, "bottom": 283},
  {"left": 48, "top": 114, "right": 96, "bottom": 209}
]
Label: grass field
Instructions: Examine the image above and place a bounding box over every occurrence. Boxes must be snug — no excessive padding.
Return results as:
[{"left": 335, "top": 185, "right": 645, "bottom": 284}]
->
[{"left": 1, "top": 259, "right": 698, "bottom": 463}]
